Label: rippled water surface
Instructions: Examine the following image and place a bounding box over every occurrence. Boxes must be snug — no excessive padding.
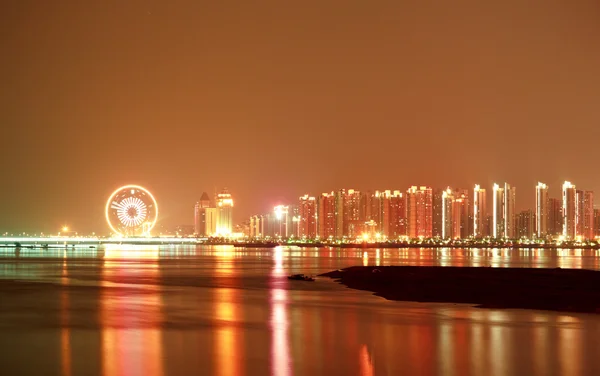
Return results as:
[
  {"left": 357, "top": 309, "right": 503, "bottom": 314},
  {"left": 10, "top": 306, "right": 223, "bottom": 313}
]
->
[{"left": 0, "top": 246, "right": 599, "bottom": 376}]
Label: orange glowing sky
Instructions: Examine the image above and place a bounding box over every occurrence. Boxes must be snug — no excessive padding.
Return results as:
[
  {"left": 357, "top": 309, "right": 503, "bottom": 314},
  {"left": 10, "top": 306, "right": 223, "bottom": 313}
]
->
[{"left": 2, "top": 1, "right": 600, "bottom": 232}]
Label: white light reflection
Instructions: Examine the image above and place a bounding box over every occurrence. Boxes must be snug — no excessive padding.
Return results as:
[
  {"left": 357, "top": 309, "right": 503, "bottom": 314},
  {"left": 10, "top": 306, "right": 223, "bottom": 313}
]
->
[
  {"left": 61, "top": 253, "right": 71, "bottom": 376},
  {"left": 270, "top": 288, "right": 291, "bottom": 376}
]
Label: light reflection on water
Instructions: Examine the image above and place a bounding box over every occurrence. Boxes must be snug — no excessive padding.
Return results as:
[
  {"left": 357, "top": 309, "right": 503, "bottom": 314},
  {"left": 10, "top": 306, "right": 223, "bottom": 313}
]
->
[
  {"left": 0, "top": 245, "right": 599, "bottom": 375},
  {"left": 100, "top": 247, "right": 164, "bottom": 376}
]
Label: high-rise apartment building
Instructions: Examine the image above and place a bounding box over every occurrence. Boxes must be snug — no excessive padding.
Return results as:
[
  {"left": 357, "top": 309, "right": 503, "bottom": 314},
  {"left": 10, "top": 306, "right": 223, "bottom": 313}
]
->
[
  {"left": 548, "top": 197, "right": 562, "bottom": 236},
  {"left": 594, "top": 208, "right": 600, "bottom": 239},
  {"left": 343, "top": 189, "right": 363, "bottom": 238},
  {"left": 205, "top": 207, "right": 217, "bottom": 236},
  {"left": 441, "top": 188, "right": 454, "bottom": 239},
  {"left": 299, "top": 195, "right": 317, "bottom": 238},
  {"left": 535, "top": 183, "right": 549, "bottom": 238},
  {"left": 273, "top": 205, "right": 290, "bottom": 237},
  {"left": 441, "top": 188, "right": 468, "bottom": 239},
  {"left": 317, "top": 192, "right": 336, "bottom": 239},
  {"left": 334, "top": 190, "right": 345, "bottom": 238},
  {"left": 406, "top": 186, "right": 433, "bottom": 238},
  {"left": 215, "top": 188, "right": 234, "bottom": 236},
  {"left": 492, "top": 184, "right": 505, "bottom": 238},
  {"left": 194, "top": 192, "right": 211, "bottom": 236},
  {"left": 365, "top": 191, "right": 382, "bottom": 233},
  {"left": 455, "top": 190, "right": 470, "bottom": 239},
  {"left": 249, "top": 215, "right": 260, "bottom": 238},
  {"left": 492, "top": 183, "right": 515, "bottom": 238},
  {"left": 516, "top": 210, "right": 535, "bottom": 239},
  {"left": 432, "top": 189, "right": 444, "bottom": 238},
  {"left": 576, "top": 190, "right": 585, "bottom": 238},
  {"left": 381, "top": 190, "right": 406, "bottom": 238},
  {"left": 562, "top": 182, "right": 576, "bottom": 239},
  {"left": 505, "top": 184, "right": 516, "bottom": 238},
  {"left": 584, "top": 191, "right": 594, "bottom": 240},
  {"left": 473, "top": 185, "right": 487, "bottom": 238}
]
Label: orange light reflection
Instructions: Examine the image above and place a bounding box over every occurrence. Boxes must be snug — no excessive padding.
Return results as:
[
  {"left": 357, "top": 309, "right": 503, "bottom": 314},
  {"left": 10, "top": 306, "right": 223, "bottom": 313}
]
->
[
  {"left": 215, "top": 287, "right": 243, "bottom": 376},
  {"left": 100, "top": 247, "right": 164, "bottom": 376},
  {"left": 60, "top": 254, "right": 71, "bottom": 376}
]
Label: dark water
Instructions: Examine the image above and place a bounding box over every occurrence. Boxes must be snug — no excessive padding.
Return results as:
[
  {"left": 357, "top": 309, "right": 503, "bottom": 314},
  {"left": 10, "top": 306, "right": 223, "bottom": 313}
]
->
[{"left": 1, "top": 246, "right": 600, "bottom": 376}]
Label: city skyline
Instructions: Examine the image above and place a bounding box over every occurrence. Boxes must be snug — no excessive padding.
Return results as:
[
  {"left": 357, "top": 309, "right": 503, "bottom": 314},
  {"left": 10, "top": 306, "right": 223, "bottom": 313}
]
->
[
  {"left": 245, "top": 180, "right": 600, "bottom": 241},
  {"left": 3, "top": 177, "right": 600, "bottom": 235}
]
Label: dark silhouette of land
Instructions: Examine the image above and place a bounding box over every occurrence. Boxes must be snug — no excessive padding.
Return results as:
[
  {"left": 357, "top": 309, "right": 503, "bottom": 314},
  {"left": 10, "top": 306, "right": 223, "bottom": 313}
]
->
[{"left": 320, "top": 266, "right": 600, "bottom": 314}]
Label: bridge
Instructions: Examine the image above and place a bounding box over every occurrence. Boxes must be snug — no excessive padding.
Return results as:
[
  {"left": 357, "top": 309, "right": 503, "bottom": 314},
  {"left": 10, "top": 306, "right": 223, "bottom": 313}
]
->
[{"left": 0, "top": 236, "right": 203, "bottom": 248}]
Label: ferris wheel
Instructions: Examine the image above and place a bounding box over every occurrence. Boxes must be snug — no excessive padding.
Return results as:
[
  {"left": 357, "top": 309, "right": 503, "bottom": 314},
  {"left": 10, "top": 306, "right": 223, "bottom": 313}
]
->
[{"left": 105, "top": 185, "right": 158, "bottom": 237}]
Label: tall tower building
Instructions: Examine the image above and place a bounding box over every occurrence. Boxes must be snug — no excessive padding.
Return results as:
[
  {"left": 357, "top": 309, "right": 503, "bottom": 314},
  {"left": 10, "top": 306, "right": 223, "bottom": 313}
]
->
[
  {"left": 562, "top": 181, "right": 576, "bottom": 239},
  {"left": 406, "top": 186, "right": 433, "bottom": 238},
  {"left": 492, "top": 184, "right": 505, "bottom": 238},
  {"left": 516, "top": 210, "right": 535, "bottom": 239},
  {"left": 441, "top": 188, "right": 454, "bottom": 239},
  {"left": 334, "top": 190, "right": 345, "bottom": 239},
  {"left": 594, "top": 208, "right": 600, "bottom": 239},
  {"left": 505, "top": 184, "right": 516, "bottom": 238},
  {"left": 343, "top": 189, "right": 363, "bottom": 238},
  {"left": 493, "top": 183, "right": 516, "bottom": 238},
  {"left": 454, "top": 189, "right": 473, "bottom": 239},
  {"left": 575, "top": 190, "right": 585, "bottom": 238},
  {"left": 584, "top": 191, "right": 594, "bottom": 240},
  {"left": 369, "top": 191, "right": 384, "bottom": 234},
  {"left": 382, "top": 190, "right": 406, "bottom": 238},
  {"left": 548, "top": 197, "right": 562, "bottom": 236},
  {"left": 205, "top": 207, "right": 217, "bottom": 236},
  {"left": 473, "top": 185, "right": 487, "bottom": 238},
  {"left": 299, "top": 195, "right": 317, "bottom": 238},
  {"left": 442, "top": 188, "right": 468, "bottom": 239},
  {"left": 249, "top": 215, "right": 261, "bottom": 238},
  {"left": 317, "top": 192, "right": 336, "bottom": 239},
  {"left": 432, "top": 189, "right": 444, "bottom": 238},
  {"left": 194, "top": 192, "right": 212, "bottom": 236},
  {"left": 535, "top": 183, "right": 549, "bottom": 238},
  {"left": 273, "top": 205, "right": 290, "bottom": 237},
  {"left": 215, "top": 188, "right": 234, "bottom": 236}
]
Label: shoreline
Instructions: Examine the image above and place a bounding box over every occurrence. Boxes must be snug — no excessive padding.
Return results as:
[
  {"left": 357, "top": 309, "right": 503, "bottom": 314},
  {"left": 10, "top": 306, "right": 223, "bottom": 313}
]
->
[{"left": 319, "top": 266, "right": 600, "bottom": 314}]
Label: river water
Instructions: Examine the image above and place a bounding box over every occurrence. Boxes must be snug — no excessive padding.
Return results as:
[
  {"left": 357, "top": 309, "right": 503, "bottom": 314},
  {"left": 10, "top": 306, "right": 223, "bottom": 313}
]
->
[{"left": 0, "top": 246, "right": 599, "bottom": 376}]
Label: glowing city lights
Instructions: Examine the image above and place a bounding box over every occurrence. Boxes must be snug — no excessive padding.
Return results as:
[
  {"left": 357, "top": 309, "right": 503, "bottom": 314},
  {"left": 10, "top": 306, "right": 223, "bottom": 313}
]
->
[{"left": 105, "top": 184, "right": 158, "bottom": 237}]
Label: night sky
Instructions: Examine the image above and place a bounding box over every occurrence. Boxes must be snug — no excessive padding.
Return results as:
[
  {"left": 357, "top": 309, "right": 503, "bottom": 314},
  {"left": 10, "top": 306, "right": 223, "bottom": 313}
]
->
[{"left": 2, "top": 1, "right": 600, "bottom": 234}]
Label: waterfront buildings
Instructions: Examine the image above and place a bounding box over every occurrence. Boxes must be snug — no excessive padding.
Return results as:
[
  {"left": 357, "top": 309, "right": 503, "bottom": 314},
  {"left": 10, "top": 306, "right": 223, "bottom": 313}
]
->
[
  {"left": 516, "top": 209, "right": 535, "bottom": 239},
  {"left": 548, "top": 197, "right": 562, "bottom": 236},
  {"left": 535, "top": 183, "right": 548, "bottom": 238},
  {"left": 563, "top": 182, "right": 577, "bottom": 239},
  {"left": 299, "top": 195, "right": 317, "bottom": 238},
  {"left": 318, "top": 192, "right": 336, "bottom": 239},
  {"left": 194, "top": 192, "right": 211, "bottom": 236},
  {"left": 583, "top": 191, "right": 594, "bottom": 239},
  {"left": 473, "top": 185, "right": 487, "bottom": 238},
  {"left": 243, "top": 181, "right": 596, "bottom": 241},
  {"left": 441, "top": 188, "right": 455, "bottom": 239},
  {"left": 406, "top": 186, "right": 433, "bottom": 238},
  {"left": 595, "top": 209, "right": 600, "bottom": 238},
  {"left": 381, "top": 190, "right": 406, "bottom": 238},
  {"left": 273, "top": 205, "right": 290, "bottom": 237},
  {"left": 341, "top": 189, "right": 362, "bottom": 238},
  {"left": 492, "top": 183, "right": 515, "bottom": 238},
  {"left": 205, "top": 207, "right": 217, "bottom": 236},
  {"left": 432, "top": 189, "right": 443, "bottom": 238},
  {"left": 192, "top": 188, "right": 234, "bottom": 237}
]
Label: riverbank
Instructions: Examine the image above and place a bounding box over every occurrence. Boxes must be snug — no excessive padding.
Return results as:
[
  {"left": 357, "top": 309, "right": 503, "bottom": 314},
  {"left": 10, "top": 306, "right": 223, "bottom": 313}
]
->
[{"left": 320, "top": 266, "right": 600, "bottom": 314}]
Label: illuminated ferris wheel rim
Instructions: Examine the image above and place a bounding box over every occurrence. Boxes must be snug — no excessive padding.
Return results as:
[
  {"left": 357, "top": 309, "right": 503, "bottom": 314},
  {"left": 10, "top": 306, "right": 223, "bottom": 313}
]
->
[{"left": 105, "top": 184, "right": 159, "bottom": 236}]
